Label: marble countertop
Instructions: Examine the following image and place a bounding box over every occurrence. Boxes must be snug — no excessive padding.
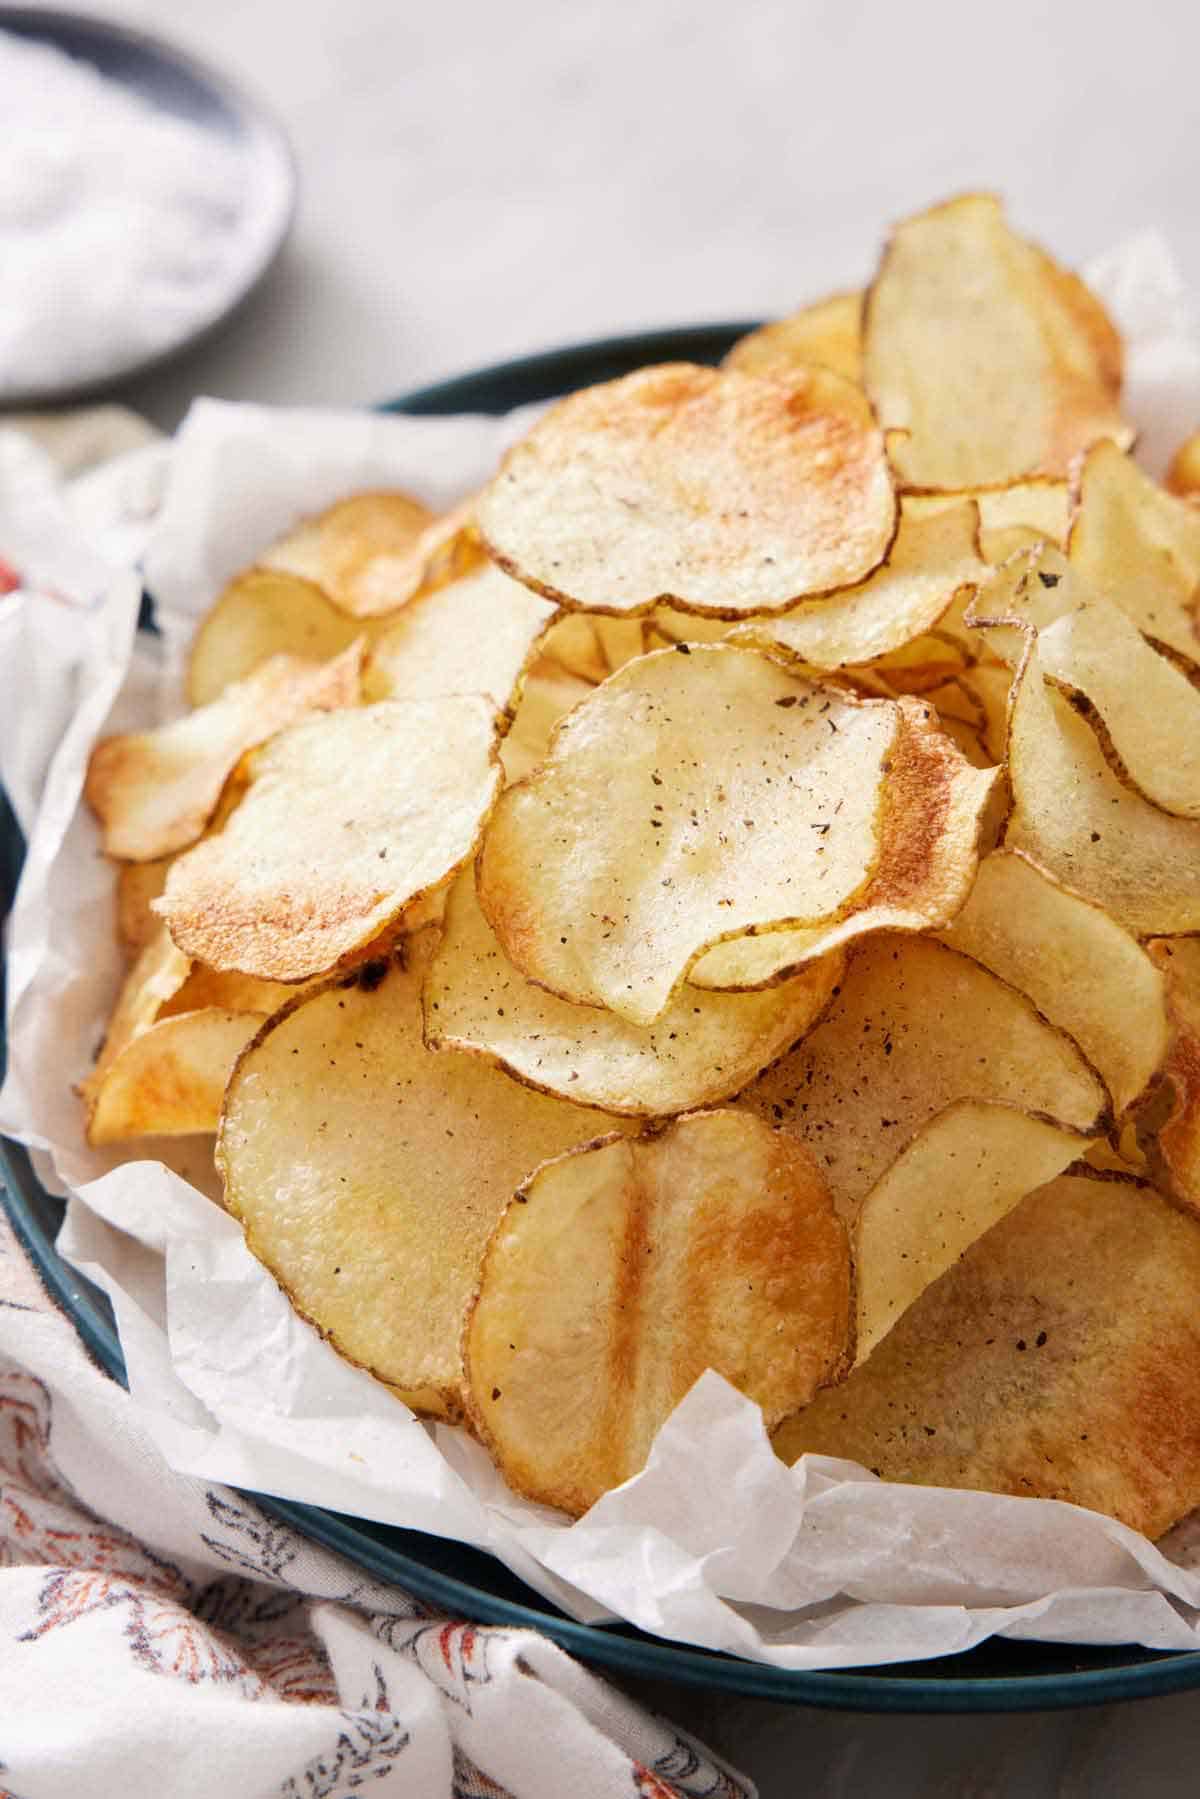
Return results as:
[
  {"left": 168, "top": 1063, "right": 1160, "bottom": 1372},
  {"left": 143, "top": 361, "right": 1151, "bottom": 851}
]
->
[{"left": 21, "top": 0, "right": 1200, "bottom": 1788}]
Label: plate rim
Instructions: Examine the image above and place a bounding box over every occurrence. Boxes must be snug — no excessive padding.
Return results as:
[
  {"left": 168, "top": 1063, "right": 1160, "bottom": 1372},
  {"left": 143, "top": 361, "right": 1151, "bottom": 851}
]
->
[{"left": 4, "top": 320, "right": 1200, "bottom": 1710}]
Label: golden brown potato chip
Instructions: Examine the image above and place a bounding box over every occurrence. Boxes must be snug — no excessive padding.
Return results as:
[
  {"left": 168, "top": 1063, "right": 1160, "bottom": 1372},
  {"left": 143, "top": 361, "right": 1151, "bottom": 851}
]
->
[
  {"left": 260, "top": 489, "right": 438, "bottom": 618},
  {"left": 87, "top": 1009, "right": 264, "bottom": 1144},
  {"left": 218, "top": 935, "right": 626, "bottom": 1416},
  {"left": 81, "top": 924, "right": 192, "bottom": 1104},
  {"left": 425, "top": 871, "right": 845, "bottom": 1116},
  {"left": 1144, "top": 938, "right": 1200, "bottom": 1214},
  {"left": 647, "top": 608, "right": 733, "bottom": 649},
  {"left": 592, "top": 616, "right": 650, "bottom": 675},
  {"left": 159, "top": 696, "right": 502, "bottom": 982},
  {"left": 464, "top": 1110, "right": 851, "bottom": 1514},
  {"left": 497, "top": 663, "right": 593, "bottom": 787},
  {"left": 863, "top": 194, "right": 1129, "bottom": 489},
  {"left": 730, "top": 500, "right": 986, "bottom": 673},
  {"left": 478, "top": 646, "right": 901, "bottom": 1026},
  {"left": 937, "top": 850, "right": 1169, "bottom": 1115},
  {"left": 687, "top": 696, "right": 998, "bottom": 991},
  {"left": 186, "top": 569, "right": 370, "bottom": 708},
  {"left": 775, "top": 1173, "right": 1200, "bottom": 1541},
  {"left": 477, "top": 363, "right": 896, "bottom": 617},
  {"left": 1166, "top": 431, "right": 1200, "bottom": 500},
  {"left": 361, "top": 561, "right": 555, "bottom": 711},
  {"left": 116, "top": 856, "right": 173, "bottom": 957},
  {"left": 530, "top": 613, "right": 609, "bottom": 684},
  {"left": 1005, "top": 640, "right": 1200, "bottom": 936},
  {"left": 852, "top": 1101, "right": 1089, "bottom": 1362},
  {"left": 740, "top": 935, "right": 1106, "bottom": 1217},
  {"left": 87, "top": 644, "right": 364, "bottom": 862},
  {"left": 342, "top": 499, "right": 482, "bottom": 618},
  {"left": 1068, "top": 441, "right": 1200, "bottom": 664},
  {"left": 159, "top": 964, "right": 300, "bottom": 1020},
  {"left": 723, "top": 291, "right": 863, "bottom": 386}
]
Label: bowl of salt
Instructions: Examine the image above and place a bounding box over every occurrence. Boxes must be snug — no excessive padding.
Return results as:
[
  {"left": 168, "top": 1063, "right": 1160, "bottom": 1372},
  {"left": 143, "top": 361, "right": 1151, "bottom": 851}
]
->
[{"left": 0, "top": 8, "right": 296, "bottom": 406}]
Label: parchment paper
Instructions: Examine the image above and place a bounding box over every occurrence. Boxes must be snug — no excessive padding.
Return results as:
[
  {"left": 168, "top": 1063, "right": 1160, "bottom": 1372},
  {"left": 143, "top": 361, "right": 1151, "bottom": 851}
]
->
[{"left": 5, "top": 239, "right": 1200, "bottom": 1670}]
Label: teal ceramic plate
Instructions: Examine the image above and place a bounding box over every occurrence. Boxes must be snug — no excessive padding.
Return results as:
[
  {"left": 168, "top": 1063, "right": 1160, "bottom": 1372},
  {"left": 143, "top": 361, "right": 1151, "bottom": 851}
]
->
[{"left": 4, "top": 326, "right": 1200, "bottom": 1711}]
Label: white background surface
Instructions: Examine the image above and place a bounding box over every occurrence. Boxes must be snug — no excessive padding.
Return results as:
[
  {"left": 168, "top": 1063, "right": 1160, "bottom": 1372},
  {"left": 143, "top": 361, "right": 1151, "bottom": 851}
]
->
[{"left": 15, "top": 0, "right": 1200, "bottom": 1789}]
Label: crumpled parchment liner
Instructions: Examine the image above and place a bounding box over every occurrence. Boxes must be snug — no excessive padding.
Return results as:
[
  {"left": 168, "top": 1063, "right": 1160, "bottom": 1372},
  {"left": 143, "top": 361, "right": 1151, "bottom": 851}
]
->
[{"left": 5, "top": 244, "right": 1200, "bottom": 1670}]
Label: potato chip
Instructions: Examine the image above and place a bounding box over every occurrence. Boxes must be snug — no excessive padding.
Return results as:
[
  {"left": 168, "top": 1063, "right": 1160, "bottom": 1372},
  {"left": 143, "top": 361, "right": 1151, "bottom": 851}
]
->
[
  {"left": 218, "top": 935, "right": 626, "bottom": 1416},
  {"left": 1068, "top": 441, "right": 1200, "bottom": 664},
  {"left": 1166, "top": 431, "right": 1200, "bottom": 500},
  {"left": 81, "top": 923, "right": 192, "bottom": 1103},
  {"left": 87, "top": 643, "right": 364, "bottom": 862},
  {"left": 260, "top": 489, "right": 438, "bottom": 618},
  {"left": 937, "top": 850, "right": 1168, "bottom": 1115},
  {"left": 1144, "top": 938, "right": 1200, "bottom": 1214},
  {"left": 723, "top": 291, "right": 863, "bottom": 386},
  {"left": 1005, "top": 640, "right": 1200, "bottom": 936},
  {"left": 647, "top": 608, "right": 733, "bottom": 649},
  {"left": 362, "top": 561, "right": 555, "bottom": 711},
  {"left": 497, "top": 664, "right": 593, "bottom": 786},
  {"left": 730, "top": 500, "right": 986, "bottom": 673},
  {"left": 775, "top": 1173, "right": 1200, "bottom": 1541},
  {"left": 477, "top": 363, "right": 896, "bottom": 617},
  {"left": 464, "top": 1110, "right": 850, "bottom": 1514},
  {"left": 740, "top": 935, "right": 1105, "bottom": 1217},
  {"left": 863, "top": 194, "right": 1129, "bottom": 489},
  {"left": 592, "top": 616, "right": 650, "bottom": 675},
  {"left": 907, "top": 481, "right": 1070, "bottom": 562},
  {"left": 116, "top": 855, "right": 173, "bottom": 956},
  {"left": 87, "top": 1009, "right": 264, "bottom": 1144},
  {"left": 159, "top": 963, "right": 299, "bottom": 1020},
  {"left": 425, "top": 871, "right": 845, "bottom": 1116},
  {"left": 159, "top": 695, "right": 502, "bottom": 981},
  {"left": 532, "top": 613, "right": 609, "bottom": 683},
  {"left": 186, "top": 569, "right": 369, "bottom": 708},
  {"left": 688, "top": 697, "right": 998, "bottom": 991},
  {"left": 343, "top": 499, "right": 482, "bottom": 618},
  {"left": 1036, "top": 604, "right": 1200, "bottom": 819},
  {"left": 478, "top": 646, "right": 900, "bottom": 1026},
  {"left": 852, "top": 1101, "right": 1088, "bottom": 1362}
]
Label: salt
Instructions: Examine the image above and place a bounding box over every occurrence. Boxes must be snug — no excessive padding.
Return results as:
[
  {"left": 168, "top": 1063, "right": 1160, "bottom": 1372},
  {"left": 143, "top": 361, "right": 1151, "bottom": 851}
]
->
[{"left": 0, "top": 30, "right": 252, "bottom": 400}]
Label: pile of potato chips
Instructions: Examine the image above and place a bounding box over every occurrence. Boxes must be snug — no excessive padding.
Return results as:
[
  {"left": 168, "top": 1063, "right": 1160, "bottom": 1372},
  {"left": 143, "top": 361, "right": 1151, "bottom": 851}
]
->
[{"left": 82, "top": 194, "right": 1200, "bottom": 1539}]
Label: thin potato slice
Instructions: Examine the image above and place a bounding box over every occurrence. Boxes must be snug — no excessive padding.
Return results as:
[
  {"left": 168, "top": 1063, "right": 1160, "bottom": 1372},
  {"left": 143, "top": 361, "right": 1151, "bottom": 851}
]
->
[
  {"left": 186, "top": 569, "right": 369, "bottom": 707},
  {"left": 1005, "top": 641, "right": 1200, "bottom": 936},
  {"left": 159, "top": 964, "right": 300, "bottom": 1020},
  {"left": 688, "top": 698, "right": 998, "bottom": 991},
  {"left": 425, "top": 872, "right": 845, "bottom": 1116},
  {"left": 906, "top": 481, "right": 1070, "bottom": 562},
  {"left": 86, "top": 643, "right": 364, "bottom": 862},
  {"left": 344, "top": 499, "right": 481, "bottom": 618},
  {"left": 477, "top": 363, "right": 896, "bottom": 617},
  {"left": 478, "top": 647, "right": 900, "bottom": 1027},
  {"left": 87, "top": 1010, "right": 263, "bottom": 1144},
  {"left": 536, "top": 614, "right": 610, "bottom": 683},
  {"left": 740, "top": 935, "right": 1106, "bottom": 1217},
  {"left": 1036, "top": 603, "right": 1200, "bottom": 819},
  {"left": 775, "top": 1174, "right": 1200, "bottom": 1541},
  {"left": 362, "top": 562, "right": 555, "bottom": 710},
  {"left": 218, "top": 936, "right": 625, "bottom": 1416},
  {"left": 464, "top": 1111, "right": 850, "bottom": 1515},
  {"left": 592, "top": 616, "right": 650, "bottom": 675},
  {"left": 938, "top": 850, "right": 1169, "bottom": 1115},
  {"left": 730, "top": 500, "right": 986, "bottom": 672},
  {"left": 853, "top": 1101, "right": 1088, "bottom": 1362},
  {"left": 81, "top": 923, "right": 192, "bottom": 1104},
  {"left": 1144, "top": 938, "right": 1200, "bottom": 1213},
  {"left": 864, "top": 194, "right": 1129, "bottom": 489},
  {"left": 260, "top": 490, "right": 438, "bottom": 618},
  {"left": 498, "top": 664, "right": 593, "bottom": 786},
  {"left": 116, "top": 855, "right": 173, "bottom": 957},
  {"left": 723, "top": 291, "right": 863, "bottom": 385},
  {"left": 159, "top": 696, "right": 502, "bottom": 981},
  {"left": 1166, "top": 432, "right": 1200, "bottom": 500},
  {"left": 1068, "top": 441, "right": 1200, "bottom": 664}
]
